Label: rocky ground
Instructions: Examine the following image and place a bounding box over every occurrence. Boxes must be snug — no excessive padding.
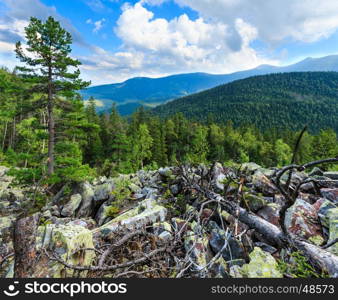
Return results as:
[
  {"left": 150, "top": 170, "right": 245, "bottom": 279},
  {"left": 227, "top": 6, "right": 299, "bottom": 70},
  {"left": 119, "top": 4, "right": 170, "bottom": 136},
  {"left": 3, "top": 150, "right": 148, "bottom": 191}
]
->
[{"left": 0, "top": 162, "right": 338, "bottom": 278}]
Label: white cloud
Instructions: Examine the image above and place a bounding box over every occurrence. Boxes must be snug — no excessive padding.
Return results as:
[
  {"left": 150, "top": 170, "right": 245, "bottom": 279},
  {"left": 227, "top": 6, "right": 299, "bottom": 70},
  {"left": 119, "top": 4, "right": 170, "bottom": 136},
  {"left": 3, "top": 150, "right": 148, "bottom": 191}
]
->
[
  {"left": 0, "top": 0, "right": 94, "bottom": 70},
  {"left": 174, "top": 0, "right": 338, "bottom": 44},
  {"left": 86, "top": 18, "right": 106, "bottom": 33},
  {"left": 141, "top": 0, "right": 170, "bottom": 5},
  {"left": 85, "top": 1, "right": 276, "bottom": 84}
]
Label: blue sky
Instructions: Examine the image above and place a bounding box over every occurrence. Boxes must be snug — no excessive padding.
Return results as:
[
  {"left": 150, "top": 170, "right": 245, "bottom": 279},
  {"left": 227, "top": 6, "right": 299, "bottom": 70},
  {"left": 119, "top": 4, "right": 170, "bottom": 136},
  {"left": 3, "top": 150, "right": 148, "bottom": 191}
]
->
[{"left": 1, "top": 0, "right": 338, "bottom": 85}]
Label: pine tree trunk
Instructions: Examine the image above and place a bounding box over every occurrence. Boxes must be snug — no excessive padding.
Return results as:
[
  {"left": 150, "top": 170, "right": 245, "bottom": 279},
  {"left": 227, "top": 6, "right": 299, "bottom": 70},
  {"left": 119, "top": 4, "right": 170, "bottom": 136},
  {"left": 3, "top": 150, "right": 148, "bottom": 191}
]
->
[
  {"left": 47, "top": 66, "right": 54, "bottom": 175},
  {"left": 13, "top": 214, "right": 40, "bottom": 278},
  {"left": 1, "top": 120, "right": 7, "bottom": 151}
]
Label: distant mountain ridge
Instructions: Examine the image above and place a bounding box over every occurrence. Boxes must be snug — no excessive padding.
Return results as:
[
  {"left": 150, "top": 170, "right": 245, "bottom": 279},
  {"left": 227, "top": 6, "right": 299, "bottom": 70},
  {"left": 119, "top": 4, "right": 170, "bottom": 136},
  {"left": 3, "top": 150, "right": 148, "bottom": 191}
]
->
[
  {"left": 80, "top": 55, "right": 338, "bottom": 115},
  {"left": 152, "top": 71, "right": 338, "bottom": 132}
]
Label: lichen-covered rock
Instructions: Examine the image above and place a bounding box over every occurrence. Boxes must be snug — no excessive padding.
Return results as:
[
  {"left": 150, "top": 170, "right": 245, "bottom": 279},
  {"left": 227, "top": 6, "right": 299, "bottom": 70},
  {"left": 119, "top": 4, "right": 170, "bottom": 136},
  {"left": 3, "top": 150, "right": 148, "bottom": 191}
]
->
[
  {"left": 36, "top": 224, "right": 95, "bottom": 277},
  {"left": 317, "top": 199, "right": 337, "bottom": 228},
  {"left": 158, "top": 167, "right": 173, "bottom": 179},
  {"left": 240, "top": 247, "right": 282, "bottom": 278},
  {"left": 257, "top": 203, "right": 281, "bottom": 227},
  {"left": 93, "top": 181, "right": 114, "bottom": 202},
  {"left": 244, "top": 193, "right": 267, "bottom": 212},
  {"left": 184, "top": 232, "right": 209, "bottom": 275},
  {"left": 241, "top": 162, "right": 262, "bottom": 174},
  {"left": 211, "top": 162, "right": 226, "bottom": 190},
  {"left": 326, "top": 208, "right": 338, "bottom": 255},
  {"left": 321, "top": 188, "right": 338, "bottom": 203},
  {"left": 94, "top": 201, "right": 112, "bottom": 226},
  {"left": 209, "top": 257, "right": 229, "bottom": 278},
  {"left": 61, "top": 194, "right": 82, "bottom": 217},
  {"left": 252, "top": 173, "right": 278, "bottom": 196},
  {"left": 76, "top": 182, "right": 94, "bottom": 218},
  {"left": 285, "top": 199, "right": 324, "bottom": 245},
  {"left": 208, "top": 222, "right": 245, "bottom": 261},
  {"left": 153, "top": 222, "right": 172, "bottom": 241},
  {"left": 0, "top": 216, "right": 15, "bottom": 277},
  {"left": 94, "top": 198, "right": 167, "bottom": 238}
]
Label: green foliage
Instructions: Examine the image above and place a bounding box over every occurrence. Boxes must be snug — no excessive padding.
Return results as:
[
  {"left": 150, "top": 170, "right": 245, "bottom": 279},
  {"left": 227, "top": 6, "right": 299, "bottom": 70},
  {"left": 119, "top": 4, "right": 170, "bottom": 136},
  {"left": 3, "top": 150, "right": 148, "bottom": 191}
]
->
[
  {"left": 111, "top": 177, "right": 132, "bottom": 204},
  {"left": 105, "top": 205, "right": 120, "bottom": 218},
  {"left": 277, "top": 251, "right": 328, "bottom": 278}
]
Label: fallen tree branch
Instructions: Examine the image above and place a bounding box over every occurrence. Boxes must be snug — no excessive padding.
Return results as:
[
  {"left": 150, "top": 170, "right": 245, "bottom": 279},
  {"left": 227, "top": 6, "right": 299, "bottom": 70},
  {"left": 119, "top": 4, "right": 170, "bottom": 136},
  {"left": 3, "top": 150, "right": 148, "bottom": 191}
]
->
[{"left": 44, "top": 247, "right": 167, "bottom": 272}]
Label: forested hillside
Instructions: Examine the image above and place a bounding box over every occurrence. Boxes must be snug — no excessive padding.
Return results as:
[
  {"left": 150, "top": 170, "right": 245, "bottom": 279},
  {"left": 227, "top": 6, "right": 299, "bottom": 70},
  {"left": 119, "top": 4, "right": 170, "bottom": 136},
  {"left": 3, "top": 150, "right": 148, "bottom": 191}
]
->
[
  {"left": 153, "top": 72, "right": 338, "bottom": 132},
  {"left": 1, "top": 66, "right": 337, "bottom": 183},
  {"left": 81, "top": 55, "right": 338, "bottom": 115}
]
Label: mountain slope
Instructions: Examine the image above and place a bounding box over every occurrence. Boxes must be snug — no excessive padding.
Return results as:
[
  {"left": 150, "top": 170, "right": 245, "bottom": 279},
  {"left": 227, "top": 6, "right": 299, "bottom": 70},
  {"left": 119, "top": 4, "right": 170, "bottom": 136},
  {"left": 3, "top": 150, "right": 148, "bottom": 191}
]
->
[
  {"left": 80, "top": 55, "right": 338, "bottom": 115},
  {"left": 152, "top": 72, "right": 338, "bottom": 132}
]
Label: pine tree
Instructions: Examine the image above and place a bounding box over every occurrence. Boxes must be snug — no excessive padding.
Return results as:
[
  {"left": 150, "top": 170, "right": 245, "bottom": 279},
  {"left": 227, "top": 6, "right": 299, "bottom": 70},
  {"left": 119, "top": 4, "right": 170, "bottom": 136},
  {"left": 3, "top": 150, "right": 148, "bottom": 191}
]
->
[{"left": 15, "top": 16, "right": 90, "bottom": 176}]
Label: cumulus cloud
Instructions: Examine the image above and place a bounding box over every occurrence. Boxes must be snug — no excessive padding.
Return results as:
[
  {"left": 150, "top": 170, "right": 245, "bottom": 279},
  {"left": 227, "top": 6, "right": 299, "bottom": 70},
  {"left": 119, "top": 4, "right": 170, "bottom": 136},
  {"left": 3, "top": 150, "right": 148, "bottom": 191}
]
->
[
  {"left": 80, "top": 1, "right": 275, "bottom": 83},
  {"left": 174, "top": 0, "right": 338, "bottom": 44},
  {"left": 86, "top": 18, "right": 106, "bottom": 33}
]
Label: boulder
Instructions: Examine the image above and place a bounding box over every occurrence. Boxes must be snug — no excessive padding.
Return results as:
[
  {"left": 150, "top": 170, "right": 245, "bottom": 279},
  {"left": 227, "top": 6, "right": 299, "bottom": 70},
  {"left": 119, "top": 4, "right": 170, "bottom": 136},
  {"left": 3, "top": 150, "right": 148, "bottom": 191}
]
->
[
  {"left": 0, "top": 216, "right": 15, "bottom": 277},
  {"left": 76, "top": 182, "right": 94, "bottom": 218},
  {"left": 239, "top": 247, "right": 282, "bottom": 278},
  {"left": 184, "top": 232, "right": 209, "bottom": 275},
  {"left": 285, "top": 199, "right": 324, "bottom": 245},
  {"left": 93, "top": 181, "right": 114, "bottom": 202},
  {"left": 36, "top": 224, "right": 95, "bottom": 277},
  {"left": 208, "top": 221, "right": 245, "bottom": 261},
  {"left": 244, "top": 193, "right": 267, "bottom": 212},
  {"left": 317, "top": 199, "right": 337, "bottom": 228},
  {"left": 153, "top": 222, "right": 172, "bottom": 241},
  {"left": 254, "top": 242, "right": 277, "bottom": 254},
  {"left": 251, "top": 173, "right": 278, "bottom": 196},
  {"left": 257, "top": 203, "right": 281, "bottom": 227},
  {"left": 211, "top": 162, "right": 226, "bottom": 190},
  {"left": 60, "top": 194, "right": 82, "bottom": 217},
  {"left": 94, "top": 201, "right": 112, "bottom": 226},
  {"left": 320, "top": 188, "right": 338, "bottom": 204},
  {"left": 326, "top": 208, "right": 338, "bottom": 255},
  {"left": 241, "top": 162, "right": 262, "bottom": 174},
  {"left": 324, "top": 172, "right": 338, "bottom": 180},
  {"left": 308, "top": 167, "right": 324, "bottom": 177},
  {"left": 94, "top": 198, "right": 167, "bottom": 238}
]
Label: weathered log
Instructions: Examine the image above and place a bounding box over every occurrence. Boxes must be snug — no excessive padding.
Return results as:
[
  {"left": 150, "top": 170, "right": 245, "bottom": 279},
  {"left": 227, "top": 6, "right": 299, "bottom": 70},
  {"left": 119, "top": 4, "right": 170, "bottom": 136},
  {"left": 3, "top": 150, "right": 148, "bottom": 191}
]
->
[
  {"left": 199, "top": 188, "right": 338, "bottom": 277},
  {"left": 294, "top": 240, "right": 338, "bottom": 278},
  {"left": 199, "top": 188, "right": 286, "bottom": 247},
  {"left": 13, "top": 213, "right": 40, "bottom": 278}
]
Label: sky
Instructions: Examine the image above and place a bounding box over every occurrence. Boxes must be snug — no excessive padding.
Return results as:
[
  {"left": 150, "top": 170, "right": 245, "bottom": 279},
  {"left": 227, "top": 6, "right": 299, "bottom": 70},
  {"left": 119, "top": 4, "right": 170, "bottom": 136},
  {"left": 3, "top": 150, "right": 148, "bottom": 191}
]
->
[{"left": 1, "top": 0, "right": 338, "bottom": 85}]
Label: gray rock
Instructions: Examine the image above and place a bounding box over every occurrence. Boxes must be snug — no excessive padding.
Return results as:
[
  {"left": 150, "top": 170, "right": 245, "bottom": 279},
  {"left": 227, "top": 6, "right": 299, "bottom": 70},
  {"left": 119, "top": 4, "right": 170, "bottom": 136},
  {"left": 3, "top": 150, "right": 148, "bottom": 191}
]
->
[
  {"left": 254, "top": 242, "right": 277, "bottom": 254},
  {"left": 208, "top": 222, "right": 245, "bottom": 261},
  {"left": 61, "top": 194, "right": 82, "bottom": 217},
  {"left": 94, "top": 201, "right": 112, "bottom": 226},
  {"left": 169, "top": 184, "right": 181, "bottom": 196},
  {"left": 241, "top": 162, "right": 262, "bottom": 174},
  {"left": 77, "top": 182, "right": 94, "bottom": 218},
  {"left": 94, "top": 198, "right": 167, "bottom": 238},
  {"left": 321, "top": 188, "right": 338, "bottom": 203},
  {"left": 308, "top": 167, "right": 324, "bottom": 177},
  {"left": 93, "top": 181, "right": 114, "bottom": 202},
  {"left": 317, "top": 199, "right": 337, "bottom": 228},
  {"left": 240, "top": 247, "right": 282, "bottom": 278},
  {"left": 324, "top": 172, "right": 338, "bottom": 180},
  {"left": 285, "top": 198, "right": 324, "bottom": 245},
  {"left": 244, "top": 193, "right": 267, "bottom": 212}
]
